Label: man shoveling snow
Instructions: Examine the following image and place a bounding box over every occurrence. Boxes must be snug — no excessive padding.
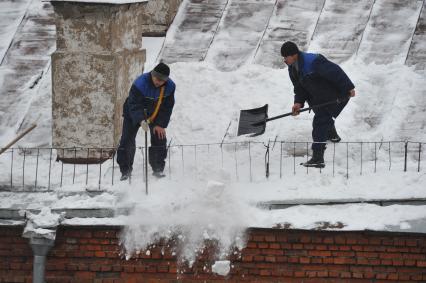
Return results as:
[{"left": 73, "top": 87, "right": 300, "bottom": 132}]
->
[{"left": 282, "top": 41, "right": 356, "bottom": 168}]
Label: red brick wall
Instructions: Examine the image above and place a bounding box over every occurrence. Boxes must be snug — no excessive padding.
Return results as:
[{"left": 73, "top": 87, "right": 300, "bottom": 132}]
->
[{"left": 1, "top": 225, "right": 426, "bottom": 282}]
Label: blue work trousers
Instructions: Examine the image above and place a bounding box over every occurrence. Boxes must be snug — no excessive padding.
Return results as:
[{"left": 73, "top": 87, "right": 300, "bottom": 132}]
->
[
  {"left": 117, "top": 116, "right": 167, "bottom": 174},
  {"left": 311, "top": 99, "right": 348, "bottom": 151}
]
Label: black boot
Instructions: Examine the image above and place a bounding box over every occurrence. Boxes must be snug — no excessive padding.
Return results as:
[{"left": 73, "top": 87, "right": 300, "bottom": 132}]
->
[
  {"left": 328, "top": 125, "right": 341, "bottom": 143},
  {"left": 120, "top": 167, "right": 133, "bottom": 181},
  {"left": 120, "top": 172, "right": 130, "bottom": 181},
  {"left": 302, "top": 149, "right": 325, "bottom": 168},
  {"left": 152, "top": 171, "right": 166, "bottom": 178}
]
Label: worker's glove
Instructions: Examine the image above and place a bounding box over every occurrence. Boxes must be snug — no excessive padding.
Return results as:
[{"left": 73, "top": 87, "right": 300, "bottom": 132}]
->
[{"left": 140, "top": 120, "right": 149, "bottom": 132}]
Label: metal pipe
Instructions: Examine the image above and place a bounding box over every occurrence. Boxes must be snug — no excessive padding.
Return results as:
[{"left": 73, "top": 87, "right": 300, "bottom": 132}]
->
[
  {"left": 30, "top": 237, "right": 55, "bottom": 283},
  {"left": 33, "top": 255, "right": 46, "bottom": 283}
]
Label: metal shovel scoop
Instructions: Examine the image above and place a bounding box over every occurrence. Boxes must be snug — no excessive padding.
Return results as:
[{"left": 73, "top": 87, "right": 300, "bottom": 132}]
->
[{"left": 237, "top": 98, "right": 347, "bottom": 137}]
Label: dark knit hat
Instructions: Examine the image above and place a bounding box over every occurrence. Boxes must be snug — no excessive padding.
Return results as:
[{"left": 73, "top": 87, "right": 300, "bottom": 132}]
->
[
  {"left": 151, "top": 63, "right": 170, "bottom": 81},
  {"left": 281, "top": 41, "right": 299, "bottom": 57}
]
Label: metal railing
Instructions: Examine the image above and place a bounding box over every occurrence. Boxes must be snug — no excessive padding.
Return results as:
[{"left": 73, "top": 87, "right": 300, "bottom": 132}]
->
[{"left": 0, "top": 141, "right": 424, "bottom": 192}]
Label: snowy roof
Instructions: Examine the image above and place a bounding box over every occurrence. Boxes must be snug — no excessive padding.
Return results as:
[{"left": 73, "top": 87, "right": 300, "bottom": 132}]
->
[{"left": 47, "top": 0, "right": 148, "bottom": 4}]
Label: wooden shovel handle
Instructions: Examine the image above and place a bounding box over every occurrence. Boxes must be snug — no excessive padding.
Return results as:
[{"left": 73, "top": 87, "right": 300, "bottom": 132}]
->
[{"left": 0, "top": 124, "right": 37, "bottom": 155}]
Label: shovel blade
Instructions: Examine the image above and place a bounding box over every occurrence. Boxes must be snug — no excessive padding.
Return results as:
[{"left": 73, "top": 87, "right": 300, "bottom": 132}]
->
[{"left": 237, "top": 104, "right": 268, "bottom": 136}]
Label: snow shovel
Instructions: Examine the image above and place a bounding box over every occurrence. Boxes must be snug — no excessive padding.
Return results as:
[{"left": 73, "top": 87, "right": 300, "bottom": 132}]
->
[{"left": 237, "top": 98, "right": 348, "bottom": 137}]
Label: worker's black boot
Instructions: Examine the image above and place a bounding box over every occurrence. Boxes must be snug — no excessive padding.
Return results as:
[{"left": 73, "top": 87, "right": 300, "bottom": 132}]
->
[
  {"left": 152, "top": 171, "right": 166, "bottom": 178},
  {"left": 328, "top": 125, "right": 341, "bottom": 143},
  {"left": 120, "top": 167, "right": 133, "bottom": 181},
  {"left": 120, "top": 172, "right": 131, "bottom": 181},
  {"left": 302, "top": 149, "right": 325, "bottom": 168}
]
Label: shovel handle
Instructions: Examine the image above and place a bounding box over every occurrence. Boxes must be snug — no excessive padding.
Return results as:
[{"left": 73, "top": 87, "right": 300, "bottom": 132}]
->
[
  {"left": 252, "top": 97, "right": 349, "bottom": 127},
  {"left": 0, "top": 124, "right": 37, "bottom": 155}
]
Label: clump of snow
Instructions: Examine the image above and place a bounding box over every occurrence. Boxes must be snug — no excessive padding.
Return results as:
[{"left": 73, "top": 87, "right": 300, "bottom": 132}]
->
[
  {"left": 399, "top": 222, "right": 411, "bottom": 230},
  {"left": 22, "top": 207, "right": 64, "bottom": 240},
  {"left": 212, "top": 260, "right": 230, "bottom": 276},
  {"left": 26, "top": 207, "right": 63, "bottom": 228}
]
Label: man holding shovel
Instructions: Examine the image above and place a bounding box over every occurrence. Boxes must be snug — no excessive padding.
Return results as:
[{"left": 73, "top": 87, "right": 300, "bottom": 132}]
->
[
  {"left": 117, "top": 63, "right": 175, "bottom": 180},
  {"left": 281, "top": 41, "right": 356, "bottom": 168}
]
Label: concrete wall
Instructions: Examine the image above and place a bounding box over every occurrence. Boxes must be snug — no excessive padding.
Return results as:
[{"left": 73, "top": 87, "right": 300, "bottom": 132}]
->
[
  {"left": 51, "top": 0, "right": 182, "bottom": 163},
  {"left": 51, "top": 51, "right": 145, "bottom": 151},
  {"left": 140, "top": 0, "right": 183, "bottom": 36},
  {"left": 1, "top": 225, "right": 426, "bottom": 282}
]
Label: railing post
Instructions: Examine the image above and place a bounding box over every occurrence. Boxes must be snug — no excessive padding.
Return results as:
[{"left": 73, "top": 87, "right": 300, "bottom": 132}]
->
[
  {"left": 10, "top": 148, "right": 14, "bottom": 190},
  {"left": 293, "top": 142, "right": 296, "bottom": 175},
  {"left": 264, "top": 141, "right": 270, "bottom": 179},
  {"left": 60, "top": 149, "right": 64, "bottom": 187},
  {"left": 360, "top": 142, "right": 363, "bottom": 175},
  {"left": 22, "top": 149, "right": 26, "bottom": 189},
  {"left": 86, "top": 148, "right": 90, "bottom": 186},
  {"left": 249, "top": 141, "right": 252, "bottom": 182},
  {"left": 332, "top": 143, "right": 336, "bottom": 177},
  {"left": 181, "top": 145, "right": 185, "bottom": 176},
  {"left": 306, "top": 142, "right": 309, "bottom": 175},
  {"left": 112, "top": 149, "right": 115, "bottom": 185},
  {"left": 168, "top": 142, "right": 172, "bottom": 179},
  {"left": 35, "top": 148, "right": 40, "bottom": 189},
  {"left": 48, "top": 148, "right": 52, "bottom": 191},
  {"left": 404, "top": 141, "right": 408, "bottom": 172},
  {"left": 99, "top": 148, "right": 102, "bottom": 190},
  {"left": 279, "top": 142, "right": 283, "bottom": 179},
  {"left": 346, "top": 143, "right": 349, "bottom": 179},
  {"left": 72, "top": 147, "right": 76, "bottom": 184},
  {"left": 418, "top": 143, "right": 422, "bottom": 172},
  {"left": 374, "top": 142, "right": 377, "bottom": 173},
  {"left": 234, "top": 143, "right": 239, "bottom": 181}
]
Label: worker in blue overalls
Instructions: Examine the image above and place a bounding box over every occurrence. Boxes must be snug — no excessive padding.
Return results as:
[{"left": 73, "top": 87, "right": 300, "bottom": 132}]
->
[
  {"left": 282, "top": 41, "right": 356, "bottom": 168},
  {"left": 117, "top": 63, "right": 176, "bottom": 180}
]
